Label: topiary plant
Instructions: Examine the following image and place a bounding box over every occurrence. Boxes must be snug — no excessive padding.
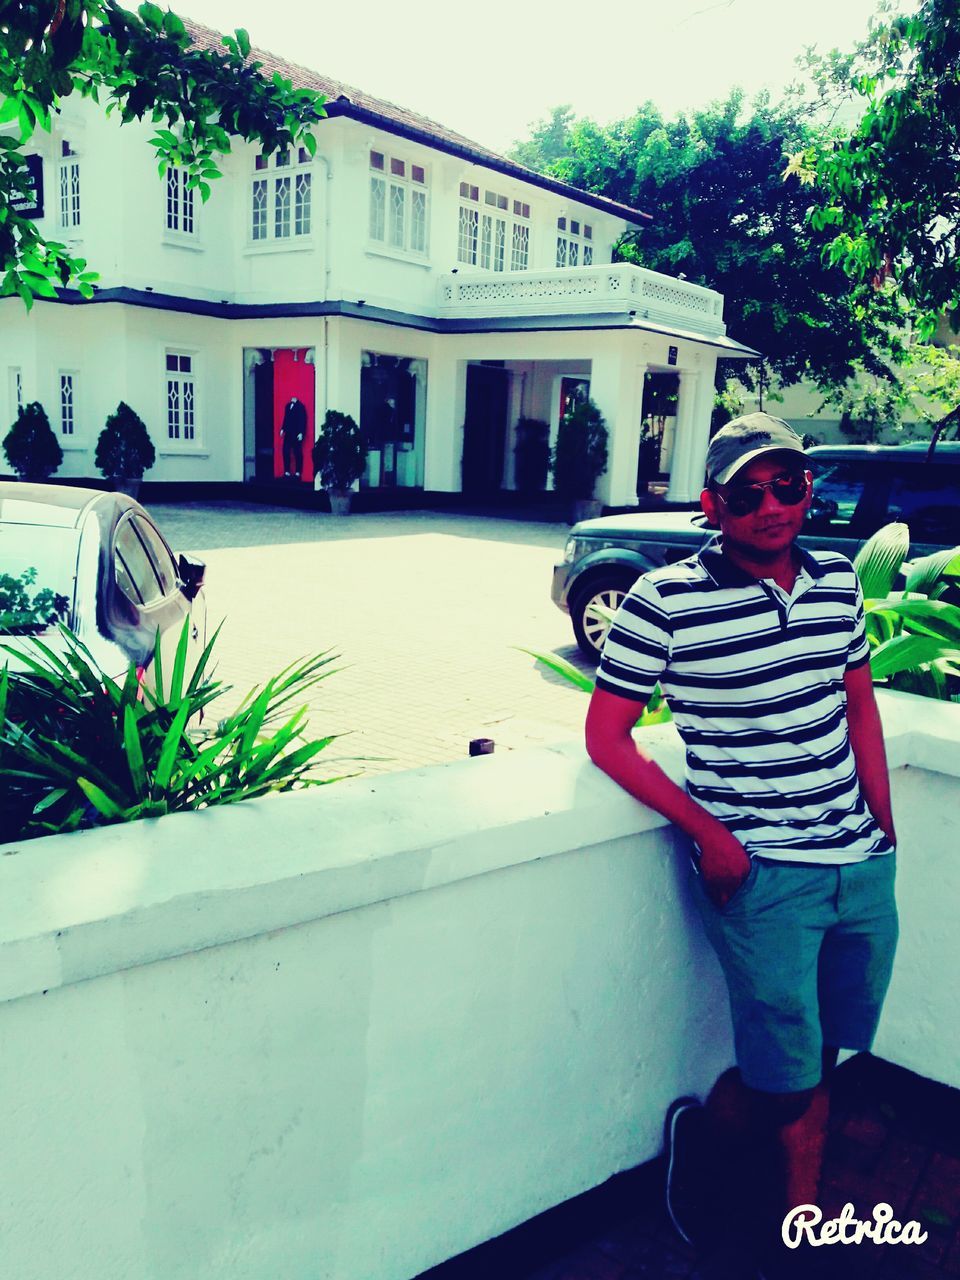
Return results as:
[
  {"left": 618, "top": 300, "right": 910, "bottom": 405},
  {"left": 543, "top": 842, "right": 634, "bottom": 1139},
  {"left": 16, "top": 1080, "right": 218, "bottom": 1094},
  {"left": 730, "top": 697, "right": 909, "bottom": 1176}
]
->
[
  {"left": 311, "top": 410, "right": 368, "bottom": 492},
  {"left": 2, "top": 401, "right": 62, "bottom": 481},
  {"left": 95, "top": 401, "right": 156, "bottom": 484},
  {"left": 550, "top": 397, "right": 608, "bottom": 501}
]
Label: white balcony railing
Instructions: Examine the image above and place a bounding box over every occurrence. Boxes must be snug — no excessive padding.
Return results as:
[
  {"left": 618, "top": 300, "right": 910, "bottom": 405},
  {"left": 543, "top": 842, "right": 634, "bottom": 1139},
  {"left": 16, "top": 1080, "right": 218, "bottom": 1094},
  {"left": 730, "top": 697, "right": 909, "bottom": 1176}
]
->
[{"left": 438, "top": 262, "right": 726, "bottom": 337}]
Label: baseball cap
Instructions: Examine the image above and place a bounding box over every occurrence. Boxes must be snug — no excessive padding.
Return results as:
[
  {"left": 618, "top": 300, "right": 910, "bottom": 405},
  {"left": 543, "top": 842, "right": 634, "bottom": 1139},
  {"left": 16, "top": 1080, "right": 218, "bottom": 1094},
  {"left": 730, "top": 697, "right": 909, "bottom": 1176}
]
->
[{"left": 704, "top": 413, "right": 806, "bottom": 486}]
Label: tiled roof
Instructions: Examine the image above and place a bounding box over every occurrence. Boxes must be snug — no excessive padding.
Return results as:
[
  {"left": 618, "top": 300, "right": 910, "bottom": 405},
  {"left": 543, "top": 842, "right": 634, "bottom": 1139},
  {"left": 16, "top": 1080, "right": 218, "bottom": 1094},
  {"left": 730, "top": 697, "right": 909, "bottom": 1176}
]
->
[{"left": 181, "top": 17, "right": 651, "bottom": 227}]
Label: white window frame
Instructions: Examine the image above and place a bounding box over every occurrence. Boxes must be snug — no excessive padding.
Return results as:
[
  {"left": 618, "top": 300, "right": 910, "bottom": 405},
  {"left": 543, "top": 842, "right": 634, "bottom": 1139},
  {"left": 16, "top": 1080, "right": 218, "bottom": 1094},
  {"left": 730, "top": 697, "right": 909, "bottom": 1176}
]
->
[
  {"left": 163, "top": 349, "right": 199, "bottom": 448},
  {"left": 457, "top": 184, "right": 531, "bottom": 272},
  {"left": 164, "top": 165, "right": 198, "bottom": 240},
  {"left": 57, "top": 142, "right": 81, "bottom": 232},
  {"left": 58, "top": 370, "right": 79, "bottom": 439},
  {"left": 556, "top": 217, "right": 594, "bottom": 268},
  {"left": 249, "top": 147, "right": 313, "bottom": 247},
  {"left": 367, "top": 149, "right": 429, "bottom": 261}
]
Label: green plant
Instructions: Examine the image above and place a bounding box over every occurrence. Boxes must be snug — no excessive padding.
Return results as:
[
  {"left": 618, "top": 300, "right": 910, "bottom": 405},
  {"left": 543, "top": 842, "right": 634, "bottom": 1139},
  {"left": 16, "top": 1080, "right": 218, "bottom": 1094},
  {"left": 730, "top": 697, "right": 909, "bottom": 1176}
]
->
[
  {"left": 0, "top": 619, "right": 346, "bottom": 841},
  {"left": 311, "top": 410, "right": 367, "bottom": 491},
  {"left": 0, "top": 567, "right": 69, "bottom": 635},
  {"left": 515, "top": 642, "right": 672, "bottom": 729},
  {"left": 95, "top": 401, "right": 156, "bottom": 480},
  {"left": 854, "top": 523, "right": 960, "bottom": 699},
  {"left": 550, "top": 398, "right": 608, "bottom": 501},
  {"left": 2, "top": 401, "right": 62, "bottom": 480}
]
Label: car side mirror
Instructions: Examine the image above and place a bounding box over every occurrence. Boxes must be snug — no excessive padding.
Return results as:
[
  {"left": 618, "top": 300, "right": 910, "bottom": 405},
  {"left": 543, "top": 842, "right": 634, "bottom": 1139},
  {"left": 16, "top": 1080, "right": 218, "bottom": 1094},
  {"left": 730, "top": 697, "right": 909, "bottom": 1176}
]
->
[{"left": 178, "top": 553, "right": 206, "bottom": 601}]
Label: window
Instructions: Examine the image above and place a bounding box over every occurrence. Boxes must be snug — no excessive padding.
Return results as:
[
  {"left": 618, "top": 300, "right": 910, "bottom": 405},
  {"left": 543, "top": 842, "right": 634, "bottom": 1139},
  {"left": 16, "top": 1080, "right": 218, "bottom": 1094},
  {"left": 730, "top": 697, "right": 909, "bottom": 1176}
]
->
[
  {"left": 556, "top": 217, "right": 593, "bottom": 268},
  {"left": 58, "top": 141, "right": 80, "bottom": 230},
  {"left": 886, "top": 466, "right": 960, "bottom": 544},
  {"left": 115, "top": 516, "right": 177, "bottom": 607},
  {"left": 8, "top": 368, "right": 23, "bottom": 419},
  {"left": 458, "top": 185, "right": 530, "bottom": 271},
  {"left": 250, "top": 148, "right": 312, "bottom": 243},
  {"left": 165, "top": 166, "right": 195, "bottom": 235},
  {"left": 59, "top": 372, "right": 77, "bottom": 436},
  {"left": 368, "top": 150, "right": 429, "bottom": 257},
  {"left": 165, "top": 352, "right": 196, "bottom": 443}
]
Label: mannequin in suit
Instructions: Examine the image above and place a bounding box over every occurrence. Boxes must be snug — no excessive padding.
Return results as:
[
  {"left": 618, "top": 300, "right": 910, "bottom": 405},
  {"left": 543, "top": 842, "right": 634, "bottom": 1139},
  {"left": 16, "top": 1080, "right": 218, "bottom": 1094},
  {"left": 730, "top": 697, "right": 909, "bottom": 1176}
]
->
[{"left": 280, "top": 396, "right": 308, "bottom": 477}]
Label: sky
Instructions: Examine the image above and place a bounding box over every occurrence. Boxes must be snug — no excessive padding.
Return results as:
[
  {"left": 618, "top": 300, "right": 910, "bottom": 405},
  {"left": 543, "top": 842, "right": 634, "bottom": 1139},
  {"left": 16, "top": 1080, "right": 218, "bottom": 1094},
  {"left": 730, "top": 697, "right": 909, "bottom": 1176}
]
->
[{"left": 174, "top": 0, "right": 908, "bottom": 153}]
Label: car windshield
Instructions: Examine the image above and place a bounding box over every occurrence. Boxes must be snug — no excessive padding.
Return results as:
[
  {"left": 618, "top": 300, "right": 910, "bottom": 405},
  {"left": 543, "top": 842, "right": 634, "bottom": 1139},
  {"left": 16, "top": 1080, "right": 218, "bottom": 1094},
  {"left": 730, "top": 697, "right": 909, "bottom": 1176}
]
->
[{"left": 0, "top": 524, "right": 79, "bottom": 635}]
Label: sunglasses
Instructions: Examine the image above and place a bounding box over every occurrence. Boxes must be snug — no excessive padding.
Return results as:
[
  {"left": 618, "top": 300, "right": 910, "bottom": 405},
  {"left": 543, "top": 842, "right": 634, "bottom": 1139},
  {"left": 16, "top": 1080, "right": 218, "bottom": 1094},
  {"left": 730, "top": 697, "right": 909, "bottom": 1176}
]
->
[{"left": 714, "top": 472, "right": 809, "bottom": 517}]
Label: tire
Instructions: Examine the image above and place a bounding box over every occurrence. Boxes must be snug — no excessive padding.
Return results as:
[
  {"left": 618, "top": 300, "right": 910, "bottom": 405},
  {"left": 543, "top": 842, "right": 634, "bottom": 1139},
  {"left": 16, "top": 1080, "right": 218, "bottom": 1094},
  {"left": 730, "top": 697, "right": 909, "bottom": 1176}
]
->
[{"left": 570, "top": 576, "right": 635, "bottom": 660}]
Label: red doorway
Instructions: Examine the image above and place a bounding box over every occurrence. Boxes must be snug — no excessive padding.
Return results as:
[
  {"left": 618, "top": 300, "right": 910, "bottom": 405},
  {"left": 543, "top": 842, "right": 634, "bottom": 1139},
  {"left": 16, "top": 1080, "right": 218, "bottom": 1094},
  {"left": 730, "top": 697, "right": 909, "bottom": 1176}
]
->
[{"left": 272, "top": 350, "right": 315, "bottom": 482}]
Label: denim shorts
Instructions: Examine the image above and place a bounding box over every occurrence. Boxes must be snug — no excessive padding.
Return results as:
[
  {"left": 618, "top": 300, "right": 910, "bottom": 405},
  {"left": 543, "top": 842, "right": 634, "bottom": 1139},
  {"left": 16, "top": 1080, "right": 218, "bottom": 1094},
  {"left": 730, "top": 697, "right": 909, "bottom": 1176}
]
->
[{"left": 692, "top": 853, "right": 899, "bottom": 1094}]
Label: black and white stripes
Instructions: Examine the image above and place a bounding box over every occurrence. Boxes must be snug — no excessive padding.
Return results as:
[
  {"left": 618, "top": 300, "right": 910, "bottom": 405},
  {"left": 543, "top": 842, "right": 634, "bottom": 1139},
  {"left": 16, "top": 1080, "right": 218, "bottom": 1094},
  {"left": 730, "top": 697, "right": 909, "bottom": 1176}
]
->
[{"left": 596, "top": 542, "right": 893, "bottom": 864}]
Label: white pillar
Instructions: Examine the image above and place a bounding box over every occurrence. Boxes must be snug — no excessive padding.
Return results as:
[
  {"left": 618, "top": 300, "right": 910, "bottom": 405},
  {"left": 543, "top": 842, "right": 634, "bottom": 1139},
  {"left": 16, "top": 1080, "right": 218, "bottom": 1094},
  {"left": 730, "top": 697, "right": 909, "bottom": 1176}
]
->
[
  {"left": 589, "top": 345, "right": 644, "bottom": 507},
  {"left": 666, "top": 370, "right": 702, "bottom": 503},
  {"left": 683, "top": 364, "right": 719, "bottom": 500},
  {"left": 423, "top": 353, "right": 466, "bottom": 492}
]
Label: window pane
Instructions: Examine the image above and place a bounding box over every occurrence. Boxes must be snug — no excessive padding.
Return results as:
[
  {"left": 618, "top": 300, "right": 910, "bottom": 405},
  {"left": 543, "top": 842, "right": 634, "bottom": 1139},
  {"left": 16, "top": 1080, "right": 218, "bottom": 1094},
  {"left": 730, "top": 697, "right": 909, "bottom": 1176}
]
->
[
  {"left": 494, "top": 218, "right": 506, "bottom": 271},
  {"left": 584, "top": 225, "right": 593, "bottom": 240},
  {"left": 182, "top": 380, "right": 195, "bottom": 441},
  {"left": 252, "top": 178, "right": 267, "bottom": 240},
  {"left": 390, "top": 158, "right": 405, "bottom": 177},
  {"left": 166, "top": 167, "right": 178, "bottom": 231},
  {"left": 571, "top": 220, "right": 580, "bottom": 235},
  {"left": 390, "top": 182, "right": 405, "bottom": 249},
  {"left": 480, "top": 214, "right": 492, "bottom": 270},
  {"left": 558, "top": 217, "right": 566, "bottom": 230},
  {"left": 511, "top": 222, "right": 529, "bottom": 271},
  {"left": 295, "top": 171, "right": 311, "bottom": 235},
  {"left": 167, "top": 379, "right": 180, "bottom": 439},
  {"left": 276, "top": 149, "right": 290, "bottom": 167},
  {"left": 369, "top": 176, "right": 385, "bottom": 241},
  {"left": 569, "top": 241, "right": 578, "bottom": 267},
  {"left": 411, "top": 189, "right": 427, "bottom": 254},
  {"left": 298, "top": 147, "right": 310, "bottom": 164},
  {"left": 59, "top": 374, "right": 74, "bottom": 436},
  {"left": 182, "top": 179, "right": 194, "bottom": 234},
  {"left": 275, "top": 175, "right": 291, "bottom": 238},
  {"left": 412, "top": 165, "right": 425, "bottom": 184},
  {"left": 115, "top": 520, "right": 162, "bottom": 606},
  {"left": 887, "top": 469, "right": 960, "bottom": 543},
  {"left": 133, "top": 517, "right": 178, "bottom": 595},
  {"left": 583, "top": 244, "right": 593, "bottom": 265},
  {"left": 166, "top": 354, "right": 178, "bottom": 371},
  {"left": 457, "top": 205, "right": 478, "bottom": 264},
  {"left": 556, "top": 236, "right": 566, "bottom": 268},
  {"left": 255, "top": 154, "right": 268, "bottom": 171},
  {"left": 371, "top": 151, "right": 385, "bottom": 170}
]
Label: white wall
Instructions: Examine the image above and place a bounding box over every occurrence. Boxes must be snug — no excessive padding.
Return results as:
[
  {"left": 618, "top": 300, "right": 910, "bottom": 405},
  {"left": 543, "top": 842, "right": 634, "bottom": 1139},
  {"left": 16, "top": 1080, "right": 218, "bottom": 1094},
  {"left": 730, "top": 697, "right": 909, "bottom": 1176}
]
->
[{"left": 0, "top": 693, "right": 956, "bottom": 1280}]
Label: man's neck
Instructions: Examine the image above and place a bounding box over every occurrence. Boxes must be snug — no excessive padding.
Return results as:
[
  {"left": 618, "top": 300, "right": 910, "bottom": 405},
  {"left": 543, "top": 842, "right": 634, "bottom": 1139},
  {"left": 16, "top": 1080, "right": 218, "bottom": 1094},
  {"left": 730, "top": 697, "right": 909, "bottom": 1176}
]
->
[{"left": 721, "top": 540, "right": 801, "bottom": 592}]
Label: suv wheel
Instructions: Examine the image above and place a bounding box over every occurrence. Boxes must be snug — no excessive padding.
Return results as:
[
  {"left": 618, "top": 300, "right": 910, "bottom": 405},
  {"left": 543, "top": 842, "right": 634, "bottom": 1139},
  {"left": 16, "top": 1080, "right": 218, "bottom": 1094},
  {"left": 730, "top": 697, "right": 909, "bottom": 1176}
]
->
[{"left": 571, "top": 577, "right": 635, "bottom": 660}]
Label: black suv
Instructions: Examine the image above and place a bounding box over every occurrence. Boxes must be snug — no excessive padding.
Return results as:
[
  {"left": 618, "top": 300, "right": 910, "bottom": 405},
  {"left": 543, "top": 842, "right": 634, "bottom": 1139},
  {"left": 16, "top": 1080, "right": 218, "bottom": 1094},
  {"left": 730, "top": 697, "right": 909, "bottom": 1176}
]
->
[{"left": 552, "top": 443, "right": 960, "bottom": 658}]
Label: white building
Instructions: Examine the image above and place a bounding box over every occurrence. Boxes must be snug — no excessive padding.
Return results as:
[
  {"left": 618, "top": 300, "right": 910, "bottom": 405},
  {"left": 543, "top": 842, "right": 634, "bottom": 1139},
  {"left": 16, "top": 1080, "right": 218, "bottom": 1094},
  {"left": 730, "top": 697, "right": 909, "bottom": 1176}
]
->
[{"left": 1, "top": 17, "right": 756, "bottom": 506}]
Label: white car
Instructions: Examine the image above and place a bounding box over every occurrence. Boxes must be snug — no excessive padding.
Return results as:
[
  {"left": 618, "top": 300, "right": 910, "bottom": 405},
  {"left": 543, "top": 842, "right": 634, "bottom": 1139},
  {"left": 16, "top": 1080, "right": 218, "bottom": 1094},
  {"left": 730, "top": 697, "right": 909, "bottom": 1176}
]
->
[{"left": 0, "top": 482, "right": 206, "bottom": 688}]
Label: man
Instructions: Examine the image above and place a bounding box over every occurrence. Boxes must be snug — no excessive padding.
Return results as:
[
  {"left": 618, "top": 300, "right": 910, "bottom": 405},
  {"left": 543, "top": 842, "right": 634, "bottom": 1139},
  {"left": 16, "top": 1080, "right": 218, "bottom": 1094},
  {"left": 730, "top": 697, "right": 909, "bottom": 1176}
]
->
[{"left": 585, "top": 414, "right": 898, "bottom": 1279}]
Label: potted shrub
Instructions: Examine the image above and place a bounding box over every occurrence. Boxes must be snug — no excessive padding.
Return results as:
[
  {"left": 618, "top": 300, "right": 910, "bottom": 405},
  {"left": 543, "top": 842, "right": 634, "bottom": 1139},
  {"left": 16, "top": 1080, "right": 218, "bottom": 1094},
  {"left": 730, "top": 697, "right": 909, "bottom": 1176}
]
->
[
  {"left": 550, "top": 397, "right": 608, "bottom": 522},
  {"left": 513, "top": 417, "right": 550, "bottom": 494},
  {"left": 311, "top": 410, "right": 368, "bottom": 515},
  {"left": 95, "top": 401, "right": 156, "bottom": 498},
  {"left": 2, "top": 401, "right": 62, "bottom": 482}
]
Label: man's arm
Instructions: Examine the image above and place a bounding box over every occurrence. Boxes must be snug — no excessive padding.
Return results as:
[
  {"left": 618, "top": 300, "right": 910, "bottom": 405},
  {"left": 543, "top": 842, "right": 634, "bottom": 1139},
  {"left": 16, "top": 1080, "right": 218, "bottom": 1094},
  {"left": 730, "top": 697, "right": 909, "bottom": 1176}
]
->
[
  {"left": 585, "top": 686, "right": 751, "bottom": 906},
  {"left": 843, "top": 662, "right": 896, "bottom": 846}
]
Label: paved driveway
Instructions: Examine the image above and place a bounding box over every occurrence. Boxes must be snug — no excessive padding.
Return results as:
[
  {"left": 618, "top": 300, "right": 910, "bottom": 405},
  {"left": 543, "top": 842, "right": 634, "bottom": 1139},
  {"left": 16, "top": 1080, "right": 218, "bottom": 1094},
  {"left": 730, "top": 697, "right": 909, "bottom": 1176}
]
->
[{"left": 151, "top": 502, "right": 595, "bottom": 778}]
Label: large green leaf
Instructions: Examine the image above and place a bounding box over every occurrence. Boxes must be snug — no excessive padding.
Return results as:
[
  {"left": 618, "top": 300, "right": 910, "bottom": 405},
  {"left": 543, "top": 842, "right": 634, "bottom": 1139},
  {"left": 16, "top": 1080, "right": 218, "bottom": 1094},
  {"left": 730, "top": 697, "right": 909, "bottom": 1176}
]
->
[
  {"left": 514, "top": 647, "right": 596, "bottom": 692},
  {"left": 869, "top": 633, "right": 960, "bottom": 680},
  {"left": 855, "top": 522, "right": 910, "bottom": 600},
  {"left": 903, "top": 548, "right": 960, "bottom": 600}
]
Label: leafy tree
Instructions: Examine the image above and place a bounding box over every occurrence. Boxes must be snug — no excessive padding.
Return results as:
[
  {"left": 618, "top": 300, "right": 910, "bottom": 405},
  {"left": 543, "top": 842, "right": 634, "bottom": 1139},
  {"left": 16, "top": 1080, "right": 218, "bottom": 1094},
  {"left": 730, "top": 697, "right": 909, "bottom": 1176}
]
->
[
  {"left": 510, "top": 104, "right": 575, "bottom": 173},
  {"left": 550, "top": 397, "right": 607, "bottom": 501},
  {"left": 1, "top": 0, "right": 327, "bottom": 306},
  {"left": 95, "top": 400, "right": 156, "bottom": 479},
  {"left": 2, "top": 399, "right": 62, "bottom": 478},
  {"left": 791, "top": 0, "right": 960, "bottom": 339},
  {"left": 512, "top": 91, "right": 904, "bottom": 396}
]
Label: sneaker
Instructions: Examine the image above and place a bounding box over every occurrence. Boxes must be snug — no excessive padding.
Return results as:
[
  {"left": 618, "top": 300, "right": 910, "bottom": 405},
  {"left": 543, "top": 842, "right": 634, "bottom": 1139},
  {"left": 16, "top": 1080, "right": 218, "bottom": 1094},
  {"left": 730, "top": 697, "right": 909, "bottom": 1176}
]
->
[{"left": 664, "top": 1095, "right": 717, "bottom": 1251}]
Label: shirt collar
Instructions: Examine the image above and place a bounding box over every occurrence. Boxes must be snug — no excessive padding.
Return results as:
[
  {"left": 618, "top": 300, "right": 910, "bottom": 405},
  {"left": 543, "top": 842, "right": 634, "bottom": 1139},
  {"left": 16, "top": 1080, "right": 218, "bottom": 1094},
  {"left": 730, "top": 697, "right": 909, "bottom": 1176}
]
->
[{"left": 697, "top": 535, "right": 826, "bottom": 588}]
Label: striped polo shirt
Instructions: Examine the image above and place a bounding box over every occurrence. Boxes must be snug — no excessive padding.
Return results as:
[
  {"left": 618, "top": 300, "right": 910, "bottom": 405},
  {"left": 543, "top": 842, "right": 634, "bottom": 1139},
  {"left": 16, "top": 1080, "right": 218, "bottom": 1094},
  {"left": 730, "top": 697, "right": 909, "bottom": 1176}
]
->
[{"left": 595, "top": 541, "right": 893, "bottom": 865}]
